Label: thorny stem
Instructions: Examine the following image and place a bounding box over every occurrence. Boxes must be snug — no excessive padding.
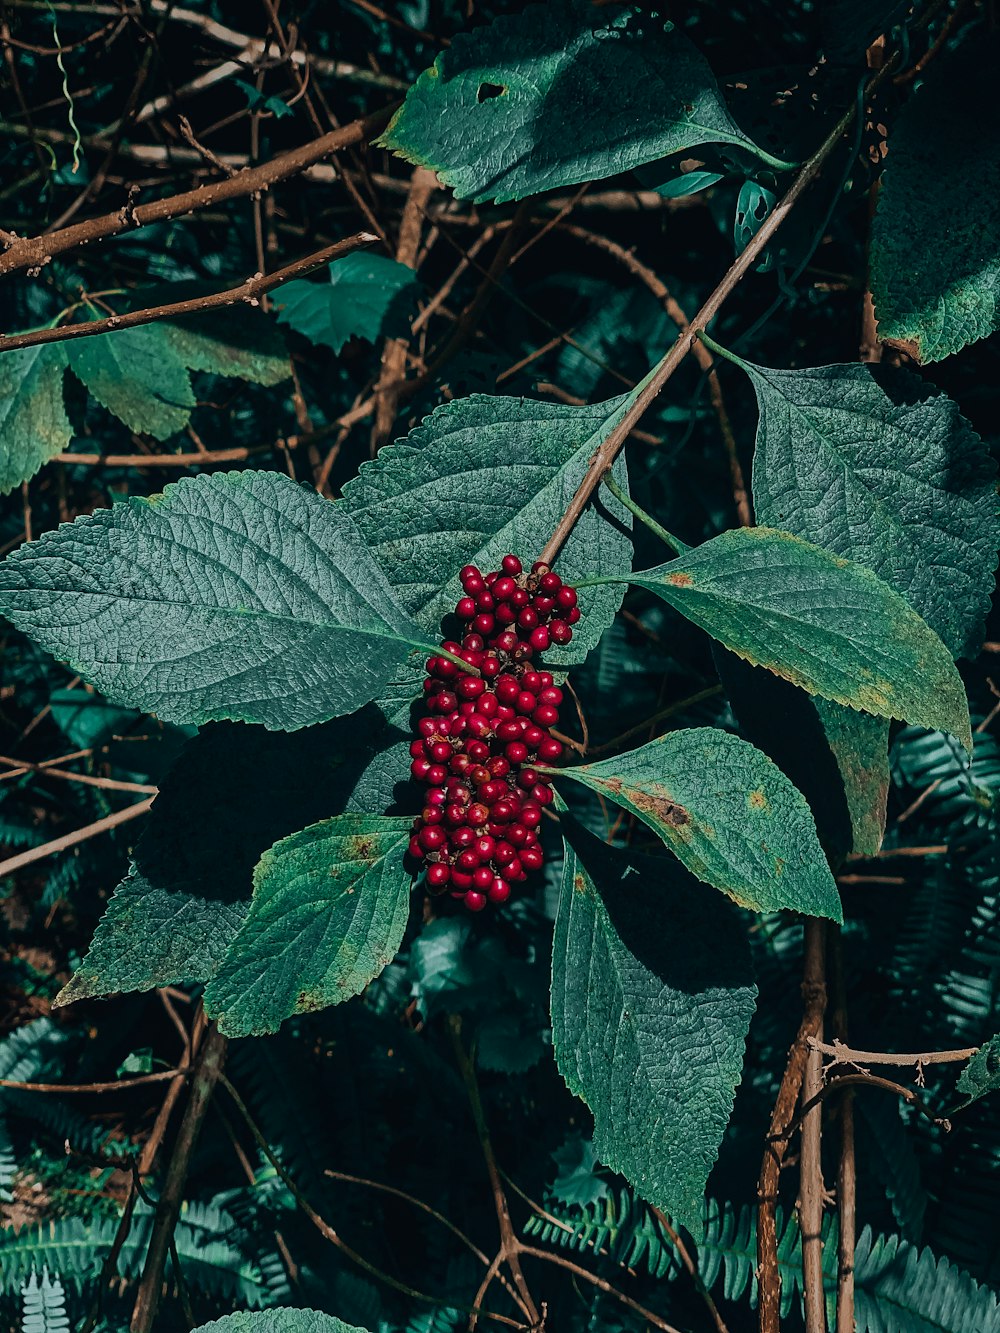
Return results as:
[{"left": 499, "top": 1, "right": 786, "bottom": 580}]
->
[
  {"left": 829, "top": 927, "right": 856, "bottom": 1333},
  {"left": 800, "top": 921, "right": 829, "bottom": 1333}
]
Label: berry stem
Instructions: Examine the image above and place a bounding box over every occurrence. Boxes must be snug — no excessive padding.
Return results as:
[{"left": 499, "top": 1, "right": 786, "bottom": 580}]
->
[{"left": 602, "top": 475, "right": 691, "bottom": 555}]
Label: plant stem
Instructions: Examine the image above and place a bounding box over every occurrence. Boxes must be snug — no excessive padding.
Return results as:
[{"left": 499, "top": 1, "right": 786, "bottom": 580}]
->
[
  {"left": 129, "top": 1023, "right": 227, "bottom": 1333},
  {"left": 602, "top": 475, "right": 690, "bottom": 554},
  {"left": 800, "top": 920, "right": 829, "bottom": 1333},
  {"left": 535, "top": 87, "right": 874, "bottom": 572}
]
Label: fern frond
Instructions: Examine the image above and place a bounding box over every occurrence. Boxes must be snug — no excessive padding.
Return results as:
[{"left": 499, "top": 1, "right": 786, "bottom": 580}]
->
[
  {"left": 20, "top": 1271, "right": 69, "bottom": 1333},
  {"left": 854, "top": 1226, "right": 1000, "bottom": 1332}
]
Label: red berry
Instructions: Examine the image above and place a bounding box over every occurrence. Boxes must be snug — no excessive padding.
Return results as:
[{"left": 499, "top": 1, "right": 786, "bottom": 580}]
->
[
  {"left": 474, "top": 834, "right": 496, "bottom": 860},
  {"left": 540, "top": 572, "right": 562, "bottom": 593},
  {"left": 457, "top": 676, "right": 486, "bottom": 699},
  {"left": 517, "top": 607, "right": 539, "bottom": 630},
  {"left": 467, "top": 803, "right": 490, "bottom": 827},
  {"left": 556, "top": 586, "right": 577, "bottom": 609},
  {"left": 408, "top": 835, "right": 424, "bottom": 858},
  {"left": 533, "top": 596, "right": 556, "bottom": 616},
  {"left": 480, "top": 656, "right": 502, "bottom": 678},
  {"left": 452, "top": 826, "right": 476, "bottom": 847},
  {"left": 429, "top": 740, "right": 453, "bottom": 762},
  {"left": 494, "top": 630, "right": 519, "bottom": 654},
  {"left": 418, "top": 717, "right": 438, "bottom": 737},
  {"left": 451, "top": 869, "right": 474, "bottom": 890},
  {"left": 530, "top": 626, "right": 551, "bottom": 651},
  {"left": 523, "top": 725, "right": 545, "bottom": 748},
  {"left": 411, "top": 757, "right": 432, "bottom": 781},
  {"left": 496, "top": 720, "right": 522, "bottom": 742},
  {"left": 508, "top": 823, "right": 529, "bottom": 847},
  {"left": 473, "top": 613, "right": 495, "bottom": 636},
  {"left": 456, "top": 596, "right": 477, "bottom": 619},
  {"left": 531, "top": 783, "right": 554, "bottom": 805},
  {"left": 538, "top": 738, "right": 563, "bottom": 762},
  {"left": 427, "top": 864, "right": 451, "bottom": 891},
  {"left": 520, "top": 804, "right": 542, "bottom": 829},
  {"left": 506, "top": 857, "right": 525, "bottom": 881},
  {"left": 566, "top": 606, "right": 581, "bottom": 624},
  {"left": 428, "top": 764, "right": 450, "bottom": 785},
  {"left": 449, "top": 752, "right": 471, "bottom": 775},
  {"left": 431, "top": 690, "right": 458, "bottom": 713},
  {"left": 539, "top": 686, "right": 563, "bottom": 705},
  {"left": 427, "top": 787, "right": 447, "bottom": 807},
  {"left": 501, "top": 554, "right": 522, "bottom": 575},
  {"left": 478, "top": 694, "right": 499, "bottom": 718},
  {"left": 496, "top": 675, "right": 521, "bottom": 703},
  {"left": 533, "top": 704, "right": 559, "bottom": 728},
  {"left": 488, "top": 877, "right": 512, "bottom": 904},
  {"left": 422, "top": 806, "right": 444, "bottom": 825},
  {"left": 493, "top": 576, "right": 517, "bottom": 601},
  {"left": 457, "top": 849, "right": 479, "bottom": 872},
  {"left": 511, "top": 588, "right": 530, "bottom": 609},
  {"left": 505, "top": 741, "right": 529, "bottom": 764},
  {"left": 487, "top": 755, "right": 511, "bottom": 778},
  {"left": 419, "top": 825, "right": 446, "bottom": 852},
  {"left": 492, "top": 799, "right": 517, "bottom": 823},
  {"left": 464, "top": 890, "right": 488, "bottom": 912},
  {"left": 460, "top": 565, "right": 481, "bottom": 583},
  {"left": 495, "top": 841, "right": 516, "bottom": 864},
  {"left": 445, "top": 803, "right": 467, "bottom": 825},
  {"left": 521, "top": 848, "right": 543, "bottom": 871},
  {"left": 550, "top": 622, "right": 572, "bottom": 644},
  {"left": 473, "top": 865, "right": 494, "bottom": 890}
]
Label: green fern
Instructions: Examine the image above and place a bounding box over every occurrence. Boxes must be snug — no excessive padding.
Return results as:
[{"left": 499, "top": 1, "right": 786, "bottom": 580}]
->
[{"left": 20, "top": 1272, "right": 69, "bottom": 1333}]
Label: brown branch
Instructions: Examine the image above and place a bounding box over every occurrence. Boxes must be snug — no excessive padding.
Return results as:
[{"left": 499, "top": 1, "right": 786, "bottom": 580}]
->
[
  {"left": 449, "top": 1016, "right": 540, "bottom": 1330},
  {"left": 809, "top": 1038, "right": 978, "bottom": 1068},
  {"left": 0, "top": 1068, "right": 188, "bottom": 1093},
  {"left": 517, "top": 1245, "right": 686, "bottom": 1333},
  {"left": 0, "top": 108, "right": 392, "bottom": 279},
  {"left": 0, "top": 752, "right": 157, "bottom": 792},
  {"left": 0, "top": 233, "right": 377, "bottom": 353},
  {"left": 829, "top": 927, "right": 855, "bottom": 1333},
  {"left": 536, "top": 64, "right": 900, "bottom": 572},
  {"left": 791, "top": 1072, "right": 951, "bottom": 1134},
  {"left": 758, "top": 927, "right": 829, "bottom": 1333},
  {"left": 129, "top": 1023, "right": 227, "bottom": 1333},
  {"left": 800, "top": 921, "right": 829, "bottom": 1333},
  {"left": 649, "top": 1206, "right": 731, "bottom": 1333},
  {"left": 55, "top": 446, "right": 265, "bottom": 468},
  {"left": 0, "top": 797, "right": 154, "bottom": 880}
]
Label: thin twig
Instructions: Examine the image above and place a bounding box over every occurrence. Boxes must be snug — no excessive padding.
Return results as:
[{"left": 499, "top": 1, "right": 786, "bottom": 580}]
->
[
  {"left": 0, "top": 798, "right": 154, "bottom": 880},
  {"left": 0, "top": 233, "right": 377, "bottom": 352},
  {"left": 649, "top": 1206, "right": 731, "bottom": 1333},
  {"left": 809, "top": 1038, "right": 978, "bottom": 1067},
  {"left": 800, "top": 921, "right": 829, "bottom": 1333},
  {"left": 0, "top": 1068, "right": 188, "bottom": 1093}
]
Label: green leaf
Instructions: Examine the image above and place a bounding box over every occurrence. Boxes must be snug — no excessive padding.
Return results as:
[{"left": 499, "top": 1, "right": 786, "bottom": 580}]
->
[
  {"left": 552, "top": 825, "right": 756, "bottom": 1230},
  {"left": 192, "top": 1313, "right": 371, "bottom": 1333},
  {"left": 550, "top": 1136, "right": 611, "bottom": 1210},
  {"left": 203, "top": 814, "right": 413, "bottom": 1037},
  {"left": 622, "top": 527, "right": 971, "bottom": 750},
  {"left": 954, "top": 1035, "right": 1000, "bottom": 1109},
  {"left": 233, "top": 78, "right": 294, "bottom": 118},
  {"left": 812, "top": 699, "right": 889, "bottom": 857},
  {"left": 342, "top": 391, "right": 633, "bottom": 666},
  {"left": 747, "top": 358, "right": 999, "bottom": 659},
  {"left": 66, "top": 324, "right": 194, "bottom": 439},
  {"left": 0, "top": 471, "right": 427, "bottom": 731},
  {"left": 550, "top": 727, "right": 841, "bottom": 918},
  {"left": 378, "top": 1, "right": 789, "bottom": 204},
  {"left": 274, "top": 253, "right": 421, "bottom": 354},
  {"left": 160, "top": 308, "right": 291, "bottom": 387},
  {"left": 0, "top": 344, "right": 71, "bottom": 495},
  {"left": 56, "top": 712, "right": 411, "bottom": 1003},
  {"left": 870, "top": 33, "right": 1000, "bottom": 362}
]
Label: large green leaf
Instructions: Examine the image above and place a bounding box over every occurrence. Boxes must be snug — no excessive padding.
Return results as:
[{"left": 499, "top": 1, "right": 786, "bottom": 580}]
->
[
  {"left": 274, "top": 253, "right": 421, "bottom": 354},
  {"left": 66, "top": 324, "right": 194, "bottom": 439},
  {"left": 160, "top": 307, "right": 291, "bottom": 386},
  {"left": 617, "top": 527, "right": 970, "bottom": 750},
  {"left": 342, "top": 391, "right": 632, "bottom": 666},
  {"left": 552, "top": 826, "right": 756, "bottom": 1230},
  {"left": 870, "top": 34, "right": 1000, "bottom": 362},
  {"left": 550, "top": 728, "right": 841, "bottom": 918},
  {"left": 203, "top": 814, "right": 413, "bottom": 1037},
  {"left": 747, "top": 358, "right": 998, "bottom": 659},
  {"left": 193, "top": 1313, "right": 371, "bottom": 1333},
  {"left": 379, "top": 1, "right": 789, "bottom": 203},
  {"left": 0, "top": 471, "right": 428, "bottom": 731},
  {"left": 954, "top": 1035, "right": 1000, "bottom": 1110},
  {"left": 0, "top": 344, "right": 71, "bottom": 495},
  {"left": 56, "top": 713, "right": 410, "bottom": 1005}
]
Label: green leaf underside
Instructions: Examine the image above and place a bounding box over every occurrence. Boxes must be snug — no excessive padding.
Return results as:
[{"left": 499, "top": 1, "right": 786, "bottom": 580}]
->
[
  {"left": 552, "top": 825, "right": 756, "bottom": 1230},
  {"left": 203, "top": 815, "right": 413, "bottom": 1037},
  {"left": 748, "top": 358, "right": 999, "bottom": 660},
  {"left": 342, "top": 391, "right": 633, "bottom": 666},
  {"left": 0, "top": 344, "right": 71, "bottom": 495},
  {"left": 955, "top": 1035, "right": 1000, "bottom": 1108},
  {"left": 67, "top": 323, "right": 194, "bottom": 440},
  {"left": 0, "top": 471, "right": 426, "bottom": 731},
  {"left": 553, "top": 728, "right": 841, "bottom": 918},
  {"left": 160, "top": 311, "right": 291, "bottom": 387},
  {"left": 192, "top": 1311, "right": 372, "bottom": 1333},
  {"left": 274, "top": 253, "right": 421, "bottom": 354},
  {"left": 811, "top": 699, "right": 889, "bottom": 857},
  {"left": 628, "top": 527, "right": 971, "bottom": 751},
  {"left": 378, "top": 0, "right": 787, "bottom": 205},
  {"left": 870, "top": 33, "right": 1000, "bottom": 362},
  {"left": 57, "top": 715, "right": 409, "bottom": 1003}
]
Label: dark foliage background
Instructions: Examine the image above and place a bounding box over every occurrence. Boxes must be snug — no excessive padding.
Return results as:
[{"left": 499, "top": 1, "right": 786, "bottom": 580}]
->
[{"left": 1, "top": 2, "right": 999, "bottom": 1332}]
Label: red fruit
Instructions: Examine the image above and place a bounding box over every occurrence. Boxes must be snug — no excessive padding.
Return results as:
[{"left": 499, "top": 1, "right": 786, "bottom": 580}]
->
[
  {"left": 540, "top": 571, "right": 562, "bottom": 593},
  {"left": 445, "top": 803, "right": 467, "bottom": 825},
  {"left": 468, "top": 764, "right": 491, "bottom": 786},
  {"left": 449, "top": 752, "right": 471, "bottom": 775},
  {"left": 495, "top": 841, "right": 516, "bottom": 864},
  {"left": 523, "top": 725, "right": 545, "bottom": 748},
  {"left": 517, "top": 607, "right": 539, "bottom": 630},
  {"left": 501, "top": 554, "right": 522, "bottom": 575},
  {"left": 452, "top": 826, "right": 476, "bottom": 847},
  {"left": 538, "top": 738, "right": 563, "bottom": 762},
  {"left": 520, "top": 804, "right": 542, "bottom": 829},
  {"left": 429, "top": 740, "right": 453, "bottom": 762},
  {"left": 473, "top": 865, "right": 494, "bottom": 890},
  {"left": 430, "top": 690, "right": 458, "bottom": 713},
  {"left": 451, "top": 869, "right": 474, "bottom": 890},
  {"left": 529, "top": 626, "right": 551, "bottom": 651},
  {"left": 539, "top": 686, "right": 563, "bottom": 705},
  {"left": 456, "top": 596, "right": 477, "bottom": 619},
  {"left": 511, "top": 588, "right": 530, "bottom": 609},
  {"left": 464, "top": 890, "right": 488, "bottom": 912},
  {"left": 410, "top": 739, "right": 425, "bottom": 759},
  {"left": 487, "top": 755, "right": 511, "bottom": 778},
  {"left": 474, "top": 835, "right": 497, "bottom": 861},
  {"left": 521, "top": 847, "right": 544, "bottom": 871},
  {"left": 488, "top": 877, "right": 512, "bottom": 904},
  {"left": 427, "top": 864, "right": 451, "bottom": 891},
  {"left": 460, "top": 564, "right": 481, "bottom": 584},
  {"left": 473, "top": 613, "right": 495, "bottom": 636},
  {"left": 550, "top": 621, "right": 573, "bottom": 644},
  {"left": 533, "top": 704, "right": 559, "bottom": 728},
  {"left": 506, "top": 857, "right": 525, "bottom": 881},
  {"left": 477, "top": 693, "right": 499, "bottom": 717},
  {"left": 480, "top": 779, "right": 509, "bottom": 804},
  {"left": 505, "top": 741, "right": 529, "bottom": 764},
  {"left": 426, "top": 787, "right": 448, "bottom": 807},
  {"left": 533, "top": 596, "right": 556, "bottom": 616},
  {"left": 496, "top": 675, "right": 521, "bottom": 703},
  {"left": 422, "top": 806, "right": 444, "bottom": 825},
  {"left": 411, "top": 757, "right": 432, "bottom": 781},
  {"left": 457, "top": 849, "right": 479, "bottom": 872},
  {"left": 480, "top": 656, "right": 502, "bottom": 678},
  {"left": 448, "top": 781, "right": 472, "bottom": 803},
  {"left": 566, "top": 606, "right": 581, "bottom": 624},
  {"left": 514, "top": 690, "right": 535, "bottom": 715},
  {"left": 419, "top": 825, "right": 446, "bottom": 852},
  {"left": 409, "top": 835, "right": 424, "bottom": 858},
  {"left": 522, "top": 671, "right": 543, "bottom": 693},
  {"left": 492, "top": 798, "right": 517, "bottom": 823},
  {"left": 467, "top": 803, "right": 490, "bottom": 827},
  {"left": 494, "top": 630, "right": 519, "bottom": 654},
  {"left": 417, "top": 717, "right": 438, "bottom": 737},
  {"left": 531, "top": 783, "right": 554, "bottom": 805},
  {"left": 507, "top": 823, "right": 529, "bottom": 847},
  {"left": 497, "top": 720, "right": 522, "bottom": 742},
  {"left": 493, "top": 576, "right": 517, "bottom": 601},
  {"left": 556, "top": 585, "right": 577, "bottom": 609}
]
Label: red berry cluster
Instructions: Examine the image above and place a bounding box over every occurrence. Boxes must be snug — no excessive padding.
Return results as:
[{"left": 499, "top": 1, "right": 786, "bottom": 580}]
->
[{"left": 408, "top": 555, "right": 581, "bottom": 912}]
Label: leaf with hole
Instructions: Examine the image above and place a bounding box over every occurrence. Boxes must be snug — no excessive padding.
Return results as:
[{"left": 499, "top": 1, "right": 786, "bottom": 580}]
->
[{"left": 378, "top": 0, "right": 791, "bottom": 204}]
